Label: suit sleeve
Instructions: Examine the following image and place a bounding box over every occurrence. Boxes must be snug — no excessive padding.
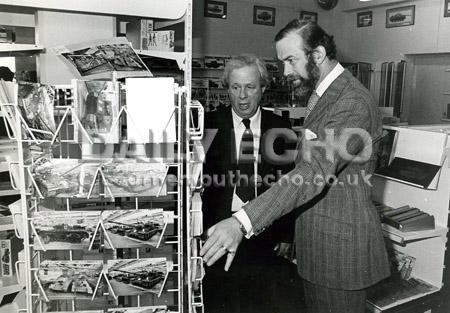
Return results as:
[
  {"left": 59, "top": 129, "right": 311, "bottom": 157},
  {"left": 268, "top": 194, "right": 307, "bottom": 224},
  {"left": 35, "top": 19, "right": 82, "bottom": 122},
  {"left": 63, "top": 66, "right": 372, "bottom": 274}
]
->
[{"left": 244, "top": 93, "right": 381, "bottom": 235}]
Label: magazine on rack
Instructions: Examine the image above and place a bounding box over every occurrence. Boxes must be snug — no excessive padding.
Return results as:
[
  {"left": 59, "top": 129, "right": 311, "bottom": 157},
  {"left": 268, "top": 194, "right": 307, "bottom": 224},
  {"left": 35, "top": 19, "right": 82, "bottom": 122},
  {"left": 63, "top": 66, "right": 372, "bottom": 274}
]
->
[
  {"left": 105, "top": 258, "right": 172, "bottom": 296},
  {"left": 52, "top": 37, "right": 152, "bottom": 80}
]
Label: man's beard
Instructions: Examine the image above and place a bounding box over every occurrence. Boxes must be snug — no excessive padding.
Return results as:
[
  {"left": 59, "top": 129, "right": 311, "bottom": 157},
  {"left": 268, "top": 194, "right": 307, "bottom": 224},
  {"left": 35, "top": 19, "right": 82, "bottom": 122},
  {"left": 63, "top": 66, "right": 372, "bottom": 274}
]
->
[{"left": 288, "top": 57, "right": 320, "bottom": 98}]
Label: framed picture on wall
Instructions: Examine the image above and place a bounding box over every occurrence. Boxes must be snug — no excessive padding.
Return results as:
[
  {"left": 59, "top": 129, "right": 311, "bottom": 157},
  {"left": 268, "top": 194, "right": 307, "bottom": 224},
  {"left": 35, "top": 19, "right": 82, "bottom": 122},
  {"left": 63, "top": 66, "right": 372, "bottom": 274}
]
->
[
  {"left": 300, "top": 11, "right": 318, "bottom": 23},
  {"left": 204, "top": 0, "right": 227, "bottom": 19},
  {"left": 357, "top": 11, "right": 372, "bottom": 27},
  {"left": 445, "top": 0, "right": 450, "bottom": 17},
  {"left": 253, "top": 6, "right": 276, "bottom": 26},
  {"left": 386, "top": 5, "right": 415, "bottom": 28}
]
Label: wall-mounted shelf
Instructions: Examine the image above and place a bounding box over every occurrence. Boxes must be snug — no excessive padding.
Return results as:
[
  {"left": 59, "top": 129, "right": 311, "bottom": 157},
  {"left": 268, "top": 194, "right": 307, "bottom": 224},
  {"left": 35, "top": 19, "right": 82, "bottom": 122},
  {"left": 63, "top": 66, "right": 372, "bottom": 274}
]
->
[
  {"left": 0, "top": 43, "right": 43, "bottom": 53},
  {"left": 0, "top": 215, "right": 14, "bottom": 231},
  {"left": 137, "top": 50, "right": 186, "bottom": 70},
  {"left": 0, "top": 0, "right": 188, "bottom": 19}
]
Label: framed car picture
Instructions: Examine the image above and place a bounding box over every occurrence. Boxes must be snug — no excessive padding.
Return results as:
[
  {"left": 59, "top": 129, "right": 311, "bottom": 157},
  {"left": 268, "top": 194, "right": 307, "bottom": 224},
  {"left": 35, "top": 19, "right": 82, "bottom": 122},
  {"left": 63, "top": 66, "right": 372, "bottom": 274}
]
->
[
  {"left": 386, "top": 5, "right": 415, "bottom": 28},
  {"left": 253, "top": 6, "right": 276, "bottom": 26},
  {"left": 357, "top": 11, "right": 373, "bottom": 27},
  {"left": 204, "top": 0, "right": 227, "bottom": 19},
  {"left": 300, "top": 11, "right": 318, "bottom": 23},
  {"left": 445, "top": 0, "right": 450, "bottom": 17}
]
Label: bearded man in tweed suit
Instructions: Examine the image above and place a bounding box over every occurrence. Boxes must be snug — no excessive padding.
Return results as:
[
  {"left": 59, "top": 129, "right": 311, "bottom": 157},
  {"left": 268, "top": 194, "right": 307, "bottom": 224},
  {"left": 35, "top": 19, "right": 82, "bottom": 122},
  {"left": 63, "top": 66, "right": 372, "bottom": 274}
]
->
[{"left": 201, "top": 20, "right": 390, "bottom": 313}]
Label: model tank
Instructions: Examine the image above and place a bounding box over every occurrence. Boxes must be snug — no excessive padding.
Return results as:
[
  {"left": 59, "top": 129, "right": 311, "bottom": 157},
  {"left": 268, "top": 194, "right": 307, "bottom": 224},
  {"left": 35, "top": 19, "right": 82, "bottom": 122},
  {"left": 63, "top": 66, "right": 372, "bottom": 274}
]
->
[
  {"left": 107, "top": 221, "right": 161, "bottom": 241},
  {"left": 38, "top": 223, "right": 90, "bottom": 244}
]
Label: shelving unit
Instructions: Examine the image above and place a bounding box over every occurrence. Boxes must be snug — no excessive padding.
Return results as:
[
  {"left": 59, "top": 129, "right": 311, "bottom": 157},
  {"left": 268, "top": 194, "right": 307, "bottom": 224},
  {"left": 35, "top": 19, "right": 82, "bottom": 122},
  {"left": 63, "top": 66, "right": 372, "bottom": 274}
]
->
[
  {"left": 0, "top": 1, "right": 205, "bottom": 313},
  {"left": 369, "top": 124, "right": 450, "bottom": 312},
  {"left": 0, "top": 43, "right": 43, "bottom": 53}
]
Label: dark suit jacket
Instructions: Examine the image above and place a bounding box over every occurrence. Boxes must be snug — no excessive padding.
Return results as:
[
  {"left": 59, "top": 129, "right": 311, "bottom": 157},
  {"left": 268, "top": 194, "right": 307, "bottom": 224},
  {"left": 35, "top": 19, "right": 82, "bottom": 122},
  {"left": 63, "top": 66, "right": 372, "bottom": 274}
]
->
[
  {"left": 243, "top": 70, "right": 391, "bottom": 290},
  {"left": 202, "top": 106, "right": 294, "bottom": 262},
  {"left": 202, "top": 106, "right": 301, "bottom": 313}
]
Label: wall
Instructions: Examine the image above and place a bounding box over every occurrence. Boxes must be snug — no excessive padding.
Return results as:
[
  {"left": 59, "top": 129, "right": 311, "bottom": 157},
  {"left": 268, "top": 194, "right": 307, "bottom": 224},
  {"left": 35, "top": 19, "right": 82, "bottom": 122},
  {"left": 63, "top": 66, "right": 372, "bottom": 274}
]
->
[
  {"left": 192, "top": 0, "right": 334, "bottom": 59},
  {"left": 334, "top": 0, "right": 446, "bottom": 63},
  {"left": 36, "top": 10, "right": 114, "bottom": 84}
]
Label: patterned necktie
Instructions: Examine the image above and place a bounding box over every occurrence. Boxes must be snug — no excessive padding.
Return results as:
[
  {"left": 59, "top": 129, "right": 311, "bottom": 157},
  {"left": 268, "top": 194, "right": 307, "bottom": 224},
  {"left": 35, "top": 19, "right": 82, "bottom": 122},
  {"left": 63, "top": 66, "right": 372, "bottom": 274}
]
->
[
  {"left": 236, "top": 118, "right": 256, "bottom": 202},
  {"left": 304, "top": 91, "right": 320, "bottom": 120}
]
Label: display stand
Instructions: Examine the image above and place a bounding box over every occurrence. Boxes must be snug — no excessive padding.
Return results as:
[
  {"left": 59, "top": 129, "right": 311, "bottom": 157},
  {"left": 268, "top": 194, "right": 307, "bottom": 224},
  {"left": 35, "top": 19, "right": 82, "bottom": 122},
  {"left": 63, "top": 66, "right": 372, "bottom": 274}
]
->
[
  {"left": 0, "top": 1, "right": 205, "bottom": 312},
  {"left": 369, "top": 124, "right": 450, "bottom": 312}
]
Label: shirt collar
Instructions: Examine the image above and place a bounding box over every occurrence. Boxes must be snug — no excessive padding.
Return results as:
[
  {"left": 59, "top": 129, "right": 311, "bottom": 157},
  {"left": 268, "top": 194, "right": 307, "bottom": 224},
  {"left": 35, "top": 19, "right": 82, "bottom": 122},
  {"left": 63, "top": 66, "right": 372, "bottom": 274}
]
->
[
  {"left": 231, "top": 106, "right": 261, "bottom": 129},
  {"left": 315, "top": 62, "right": 345, "bottom": 97}
]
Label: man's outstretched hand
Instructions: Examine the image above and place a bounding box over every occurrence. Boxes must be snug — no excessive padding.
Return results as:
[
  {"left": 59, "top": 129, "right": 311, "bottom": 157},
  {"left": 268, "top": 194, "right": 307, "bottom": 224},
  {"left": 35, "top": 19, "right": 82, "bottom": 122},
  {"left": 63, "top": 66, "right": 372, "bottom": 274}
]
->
[{"left": 200, "top": 217, "right": 244, "bottom": 271}]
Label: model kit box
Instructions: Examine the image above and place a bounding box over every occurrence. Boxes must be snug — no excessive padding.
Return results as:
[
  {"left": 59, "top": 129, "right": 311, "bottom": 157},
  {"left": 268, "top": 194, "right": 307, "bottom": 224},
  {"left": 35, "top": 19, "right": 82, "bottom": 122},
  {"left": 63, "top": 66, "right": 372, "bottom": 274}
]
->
[
  {"left": 140, "top": 19, "right": 154, "bottom": 50},
  {"left": 143, "top": 30, "right": 174, "bottom": 52},
  {"left": 0, "top": 235, "right": 23, "bottom": 277}
]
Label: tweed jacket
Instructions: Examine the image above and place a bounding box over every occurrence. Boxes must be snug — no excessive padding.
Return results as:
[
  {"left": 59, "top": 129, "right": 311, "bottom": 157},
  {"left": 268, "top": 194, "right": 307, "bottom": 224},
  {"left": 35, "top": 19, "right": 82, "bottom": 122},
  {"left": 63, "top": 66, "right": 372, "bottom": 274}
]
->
[
  {"left": 202, "top": 106, "right": 294, "bottom": 262},
  {"left": 243, "top": 70, "right": 391, "bottom": 290}
]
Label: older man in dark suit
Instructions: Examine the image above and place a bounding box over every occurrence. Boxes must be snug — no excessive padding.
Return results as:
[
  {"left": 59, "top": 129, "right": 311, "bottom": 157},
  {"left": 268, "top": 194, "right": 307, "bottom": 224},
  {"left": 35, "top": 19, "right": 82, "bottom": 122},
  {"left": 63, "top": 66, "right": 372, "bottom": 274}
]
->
[
  {"left": 201, "top": 54, "right": 301, "bottom": 313},
  {"left": 201, "top": 21, "right": 390, "bottom": 313}
]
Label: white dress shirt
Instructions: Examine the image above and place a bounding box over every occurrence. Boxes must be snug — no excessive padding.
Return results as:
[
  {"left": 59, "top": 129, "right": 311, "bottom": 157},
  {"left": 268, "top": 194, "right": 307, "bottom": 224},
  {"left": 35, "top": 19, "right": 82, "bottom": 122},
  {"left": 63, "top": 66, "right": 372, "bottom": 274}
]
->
[
  {"left": 234, "top": 63, "right": 345, "bottom": 237},
  {"left": 231, "top": 107, "right": 261, "bottom": 212}
]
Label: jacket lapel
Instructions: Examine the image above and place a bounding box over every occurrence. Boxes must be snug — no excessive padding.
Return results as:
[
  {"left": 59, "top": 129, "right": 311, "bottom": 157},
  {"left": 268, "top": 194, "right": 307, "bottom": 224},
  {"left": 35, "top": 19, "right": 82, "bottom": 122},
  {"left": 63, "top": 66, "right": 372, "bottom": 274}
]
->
[{"left": 303, "top": 70, "right": 352, "bottom": 129}]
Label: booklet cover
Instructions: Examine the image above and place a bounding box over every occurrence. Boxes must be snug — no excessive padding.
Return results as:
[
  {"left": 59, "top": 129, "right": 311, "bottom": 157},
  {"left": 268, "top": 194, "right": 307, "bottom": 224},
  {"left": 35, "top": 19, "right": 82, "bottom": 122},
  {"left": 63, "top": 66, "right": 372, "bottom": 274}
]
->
[
  {"left": 32, "top": 158, "right": 167, "bottom": 198},
  {"left": 102, "top": 209, "right": 173, "bottom": 249},
  {"left": 106, "top": 258, "right": 171, "bottom": 296},
  {"left": 53, "top": 37, "right": 152, "bottom": 80},
  {"left": 38, "top": 260, "right": 103, "bottom": 300},
  {"left": 75, "top": 80, "right": 120, "bottom": 143},
  {"left": 17, "top": 82, "right": 56, "bottom": 141},
  {"left": 32, "top": 210, "right": 100, "bottom": 250}
]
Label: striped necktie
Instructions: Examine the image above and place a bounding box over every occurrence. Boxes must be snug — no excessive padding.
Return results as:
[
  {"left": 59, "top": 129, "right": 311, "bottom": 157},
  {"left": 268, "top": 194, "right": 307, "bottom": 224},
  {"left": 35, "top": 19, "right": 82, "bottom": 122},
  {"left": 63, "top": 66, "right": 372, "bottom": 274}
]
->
[
  {"left": 236, "top": 118, "right": 255, "bottom": 202},
  {"left": 305, "top": 91, "right": 320, "bottom": 120}
]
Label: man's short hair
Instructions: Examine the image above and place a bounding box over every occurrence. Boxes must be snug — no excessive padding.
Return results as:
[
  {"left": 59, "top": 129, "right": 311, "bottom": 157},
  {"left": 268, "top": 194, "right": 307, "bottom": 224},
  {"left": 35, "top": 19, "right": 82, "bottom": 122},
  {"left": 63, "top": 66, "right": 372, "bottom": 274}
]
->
[
  {"left": 222, "top": 54, "right": 269, "bottom": 88},
  {"left": 274, "top": 19, "right": 337, "bottom": 60}
]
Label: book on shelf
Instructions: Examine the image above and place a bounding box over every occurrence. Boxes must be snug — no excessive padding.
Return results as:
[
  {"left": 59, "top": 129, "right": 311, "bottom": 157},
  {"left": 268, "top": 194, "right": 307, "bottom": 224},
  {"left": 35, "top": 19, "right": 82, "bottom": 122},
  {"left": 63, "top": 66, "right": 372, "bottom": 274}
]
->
[{"left": 376, "top": 204, "right": 436, "bottom": 232}]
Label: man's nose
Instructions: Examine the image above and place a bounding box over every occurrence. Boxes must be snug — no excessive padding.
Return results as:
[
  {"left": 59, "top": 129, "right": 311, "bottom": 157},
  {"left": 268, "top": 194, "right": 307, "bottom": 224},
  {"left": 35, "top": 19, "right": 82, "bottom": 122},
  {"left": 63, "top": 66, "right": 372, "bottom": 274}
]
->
[
  {"left": 239, "top": 88, "right": 247, "bottom": 99},
  {"left": 283, "top": 64, "right": 292, "bottom": 77}
]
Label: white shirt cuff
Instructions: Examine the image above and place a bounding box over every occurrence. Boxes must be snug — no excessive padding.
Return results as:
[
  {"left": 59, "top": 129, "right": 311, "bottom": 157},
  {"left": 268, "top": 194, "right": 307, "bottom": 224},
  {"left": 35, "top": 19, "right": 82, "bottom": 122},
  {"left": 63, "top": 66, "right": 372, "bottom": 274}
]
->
[{"left": 233, "top": 209, "right": 254, "bottom": 238}]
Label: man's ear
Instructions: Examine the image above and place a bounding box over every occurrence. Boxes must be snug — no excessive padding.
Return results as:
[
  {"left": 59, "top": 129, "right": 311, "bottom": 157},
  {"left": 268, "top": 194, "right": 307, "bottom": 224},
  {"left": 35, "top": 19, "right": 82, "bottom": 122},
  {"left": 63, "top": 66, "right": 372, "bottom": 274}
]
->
[{"left": 312, "top": 45, "right": 327, "bottom": 64}]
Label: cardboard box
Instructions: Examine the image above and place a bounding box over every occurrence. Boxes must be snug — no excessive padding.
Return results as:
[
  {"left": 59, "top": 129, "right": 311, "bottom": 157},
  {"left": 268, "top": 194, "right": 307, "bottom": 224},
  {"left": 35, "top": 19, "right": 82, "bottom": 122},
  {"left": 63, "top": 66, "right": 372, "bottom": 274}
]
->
[
  {"left": 143, "top": 30, "right": 174, "bottom": 52},
  {"left": 0, "top": 239, "right": 12, "bottom": 276}
]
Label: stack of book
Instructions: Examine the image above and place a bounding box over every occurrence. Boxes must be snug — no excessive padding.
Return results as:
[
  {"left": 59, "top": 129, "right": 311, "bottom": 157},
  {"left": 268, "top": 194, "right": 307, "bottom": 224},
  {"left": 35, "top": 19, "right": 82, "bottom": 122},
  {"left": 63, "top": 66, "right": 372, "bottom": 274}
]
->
[{"left": 375, "top": 204, "right": 435, "bottom": 232}]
